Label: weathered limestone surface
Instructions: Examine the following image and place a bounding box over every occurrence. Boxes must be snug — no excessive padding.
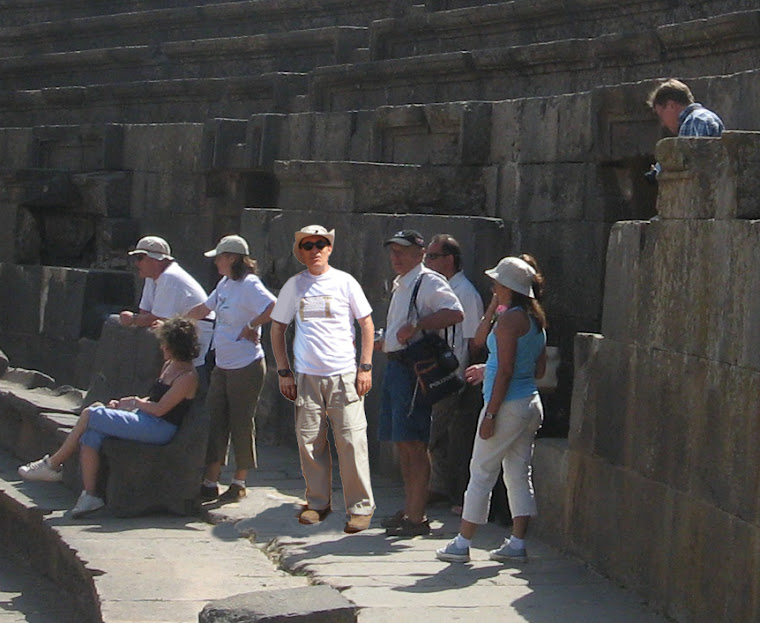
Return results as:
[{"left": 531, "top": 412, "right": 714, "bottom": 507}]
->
[
  {"left": 544, "top": 132, "right": 760, "bottom": 623},
  {"left": 199, "top": 586, "right": 356, "bottom": 623},
  {"left": 373, "top": 0, "right": 757, "bottom": 60},
  {"left": 0, "top": 264, "right": 134, "bottom": 388}
]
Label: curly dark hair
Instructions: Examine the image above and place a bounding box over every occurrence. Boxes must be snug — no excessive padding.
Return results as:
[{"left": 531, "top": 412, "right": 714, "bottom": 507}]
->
[{"left": 152, "top": 316, "right": 200, "bottom": 362}]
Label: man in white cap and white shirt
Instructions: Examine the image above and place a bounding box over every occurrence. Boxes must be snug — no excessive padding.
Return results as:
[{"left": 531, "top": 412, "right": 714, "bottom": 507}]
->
[
  {"left": 119, "top": 236, "right": 214, "bottom": 381},
  {"left": 270, "top": 225, "right": 376, "bottom": 534}
]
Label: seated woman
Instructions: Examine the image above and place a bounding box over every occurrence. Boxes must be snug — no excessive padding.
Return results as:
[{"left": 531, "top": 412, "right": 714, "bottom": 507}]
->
[{"left": 18, "top": 316, "right": 199, "bottom": 518}]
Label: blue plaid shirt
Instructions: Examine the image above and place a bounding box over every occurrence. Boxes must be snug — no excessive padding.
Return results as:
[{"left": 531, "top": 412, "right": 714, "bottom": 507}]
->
[
  {"left": 678, "top": 103, "right": 724, "bottom": 137},
  {"left": 653, "top": 103, "right": 724, "bottom": 175}
]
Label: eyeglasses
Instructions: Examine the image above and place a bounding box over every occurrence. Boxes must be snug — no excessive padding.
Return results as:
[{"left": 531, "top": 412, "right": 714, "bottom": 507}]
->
[
  {"left": 300, "top": 240, "right": 330, "bottom": 251},
  {"left": 133, "top": 254, "right": 147, "bottom": 263},
  {"left": 425, "top": 252, "right": 451, "bottom": 260}
]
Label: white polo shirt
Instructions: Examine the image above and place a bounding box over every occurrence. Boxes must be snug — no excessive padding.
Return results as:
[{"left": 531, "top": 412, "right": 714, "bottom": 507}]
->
[
  {"left": 383, "top": 263, "right": 463, "bottom": 354},
  {"left": 448, "top": 271, "right": 484, "bottom": 377}
]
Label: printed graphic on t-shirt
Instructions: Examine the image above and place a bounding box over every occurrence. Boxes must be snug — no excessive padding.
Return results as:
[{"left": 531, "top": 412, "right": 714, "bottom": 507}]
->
[{"left": 299, "top": 295, "right": 332, "bottom": 321}]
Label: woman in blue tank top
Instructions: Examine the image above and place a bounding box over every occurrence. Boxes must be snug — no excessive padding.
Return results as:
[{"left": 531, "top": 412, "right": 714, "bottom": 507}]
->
[{"left": 437, "top": 255, "right": 547, "bottom": 564}]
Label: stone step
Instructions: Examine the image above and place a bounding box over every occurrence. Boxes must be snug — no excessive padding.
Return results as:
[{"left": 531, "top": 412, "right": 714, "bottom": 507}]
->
[
  {"left": 0, "top": 27, "right": 368, "bottom": 91},
  {"left": 371, "top": 0, "right": 757, "bottom": 61},
  {"left": 0, "top": 0, "right": 240, "bottom": 27},
  {"left": 202, "top": 102, "right": 493, "bottom": 170},
  {"left": 0, "top": 73, "right": 309, "bottom": 126},
  {"left": 309, "top": 9, "right": 760, "bottom": 111},
  {"left": 273, "top": 159, "right": 494, "bottom": 216},
  {"left": 0, "top": 0, "right": 412, "bottom": 57}
]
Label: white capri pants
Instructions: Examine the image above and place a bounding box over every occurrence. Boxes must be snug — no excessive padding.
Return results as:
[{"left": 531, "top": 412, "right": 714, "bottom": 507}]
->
[{"left": 461, "top": 394, "right": 543, "bottom": 525}]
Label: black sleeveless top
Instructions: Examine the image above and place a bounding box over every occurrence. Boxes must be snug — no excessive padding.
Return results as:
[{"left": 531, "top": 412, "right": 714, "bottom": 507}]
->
[{"left": 148, "top": 377, "right": 193, "bottom": 427}]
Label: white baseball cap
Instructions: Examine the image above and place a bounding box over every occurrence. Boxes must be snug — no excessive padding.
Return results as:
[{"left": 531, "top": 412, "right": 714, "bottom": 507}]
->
[
  {"left": 128, "top": 236, "right": 174, "bottom": 261},
  {"left": 204, "top": 234, "right": 250, "bottom": 257}
]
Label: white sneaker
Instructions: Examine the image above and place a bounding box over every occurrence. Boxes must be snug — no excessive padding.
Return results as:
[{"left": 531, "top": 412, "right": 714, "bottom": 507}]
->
[
  {"left": 489, "top": 539, "right": 528, "bottom": 563},
  {"left": 71, "top": 492, "right": 105, "bottom": 518},
  {"left": 18, "top": 455, "right": 63, "bottom": 482}
]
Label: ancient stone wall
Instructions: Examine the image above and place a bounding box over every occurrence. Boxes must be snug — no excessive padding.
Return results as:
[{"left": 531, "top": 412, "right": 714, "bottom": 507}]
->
[
  {"left": 547, "top": 131, "right": 760, "bottom": 623},
  {"left": 2, "top": 1, "right": 760, "bottom": 442}
]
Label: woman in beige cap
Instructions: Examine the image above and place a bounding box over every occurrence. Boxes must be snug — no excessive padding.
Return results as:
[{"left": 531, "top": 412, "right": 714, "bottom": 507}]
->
[
  {"left": 436, "top": 256, "right": 547, "bottom": 564},
  {"left": 187, "top": 235, "right": 276, "bottom": 504}
]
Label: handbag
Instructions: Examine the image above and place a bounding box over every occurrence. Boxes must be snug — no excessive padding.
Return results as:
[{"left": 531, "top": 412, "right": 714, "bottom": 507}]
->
[{"left": 403, "top": 274, "right": 464, "bottom": 406}]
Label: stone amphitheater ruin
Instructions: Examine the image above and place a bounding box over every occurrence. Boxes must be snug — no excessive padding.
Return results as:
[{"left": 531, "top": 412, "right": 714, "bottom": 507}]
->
[{"left": 1, "top": 1, "right": 759, "bottom": 621}]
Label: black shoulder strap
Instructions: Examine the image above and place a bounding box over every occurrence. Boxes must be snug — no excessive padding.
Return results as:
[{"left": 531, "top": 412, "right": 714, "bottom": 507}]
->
[
  {"left": 407, "top": 272, "right": 457, "bottom": 346},
  {"left": 407, "top": 274, "right": 424, "bottom": 324}
]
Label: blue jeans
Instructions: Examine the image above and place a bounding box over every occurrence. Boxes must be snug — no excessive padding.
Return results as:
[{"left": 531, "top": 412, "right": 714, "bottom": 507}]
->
[
  {"left": 79, "top": 405, "right": 178, "bottom": 450},
  {"left": 378, "top": 359, "right": 432, "bottom": 443}
]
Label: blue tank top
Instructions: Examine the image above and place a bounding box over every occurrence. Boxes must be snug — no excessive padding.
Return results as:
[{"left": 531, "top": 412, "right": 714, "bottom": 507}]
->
[{"left": 483, "top": 307, "right": 546, "bottom": 404}]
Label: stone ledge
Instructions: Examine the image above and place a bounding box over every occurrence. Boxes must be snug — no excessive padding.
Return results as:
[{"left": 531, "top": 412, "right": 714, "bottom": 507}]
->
[
  {"left": 0, "top": 464, "right": 100, "bottom": 622},
  {"left": 200, "top": 586, "right": 356, "bottom": 623}
]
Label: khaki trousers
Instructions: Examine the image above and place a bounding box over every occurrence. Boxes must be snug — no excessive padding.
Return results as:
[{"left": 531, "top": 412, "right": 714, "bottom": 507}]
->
[
  {"left": 295, "top": 371, "right": 375, "bottom": 516},
  {"left": 205, "top": 357, "right": 265, "bottom": 471}
]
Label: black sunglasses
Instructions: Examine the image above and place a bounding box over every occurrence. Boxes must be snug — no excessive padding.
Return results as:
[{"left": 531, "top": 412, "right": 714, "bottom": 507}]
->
[
  {"left": 300, "top": 240, "right": 330, "bottom": 251},
  {"left": 425, "top": 252, "right": 451, "bottom": 260}
]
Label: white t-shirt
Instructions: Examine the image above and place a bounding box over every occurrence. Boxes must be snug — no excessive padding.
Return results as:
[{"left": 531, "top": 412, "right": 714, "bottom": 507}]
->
[
  {"left": 205, "top": 274, "right": 277, "bottom": 370},
  {"left": 270, "top": 267, "right": 372, "bottom": 376},
  {"left": 448, "top": 271, "right": 484, "bottom": 377},
  {"left": 383, "top": 263, "right": 464, "bottom": 353},
  {"left": 139, "top": 261, "right": 214, "bottom": 367}
]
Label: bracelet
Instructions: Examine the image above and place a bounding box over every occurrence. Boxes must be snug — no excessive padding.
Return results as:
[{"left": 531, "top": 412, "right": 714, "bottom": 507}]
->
[
  {"left": 484, "top": 412, "right": 496, "bottom": 420},
  {"left": 246, "top": 320, "right": 256, "bottom": 330}
]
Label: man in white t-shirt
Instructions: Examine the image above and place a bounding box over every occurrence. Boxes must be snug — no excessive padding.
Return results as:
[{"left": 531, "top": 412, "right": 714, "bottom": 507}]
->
[
  {"left": 270, "top": 225, "right": 376, "bottom": 534},
  {"left": 423, "top": 234, "right": 484, "bottom": 513},
  {"left": 119, "top": 236, "right": 214, "bottom": 378},
  {"left": 378, "top": 230, "right": 464, "bottom": 537}
]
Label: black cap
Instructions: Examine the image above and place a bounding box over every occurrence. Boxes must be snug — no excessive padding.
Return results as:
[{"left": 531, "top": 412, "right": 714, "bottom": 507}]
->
[{"left": 384, "top": 229, "right": 425, "bottom": 248}]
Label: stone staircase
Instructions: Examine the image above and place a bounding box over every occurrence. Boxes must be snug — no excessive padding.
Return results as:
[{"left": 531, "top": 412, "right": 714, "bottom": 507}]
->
[{"left": 2, "top": 0, "right": 759, "bottom": 408}]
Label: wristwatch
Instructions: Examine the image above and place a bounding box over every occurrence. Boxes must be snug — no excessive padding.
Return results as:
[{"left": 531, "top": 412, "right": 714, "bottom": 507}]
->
[
  {"left": 359, "top": 363, "right": 373, "bottom": 372},
  {"left": 277, "top": 368, "right": 293, "bottom": 377},
  {"left": 484, "top": 412, "right": 496, "bottom": 420}
]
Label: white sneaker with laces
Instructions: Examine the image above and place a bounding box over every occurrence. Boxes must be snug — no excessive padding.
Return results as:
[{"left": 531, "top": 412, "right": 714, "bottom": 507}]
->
[
  {"left": 18, "top": 455, "right": 63, "bottom": 482},
  {"left": 435, "top": 538, "right": 471, "bottom": 563},
  {"left": 71, "top": 491, "right": 105, "bottom": 518},
  {"left": 489, "top": 539, "right": 527, "bottom": 562}
]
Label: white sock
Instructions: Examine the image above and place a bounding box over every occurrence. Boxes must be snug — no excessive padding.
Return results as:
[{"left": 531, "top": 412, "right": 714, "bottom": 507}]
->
[
  {"left": 509, "top": 535, "right": 525, "bottom": 549},
  {"left": 232, "top": 479, "right": 246, "bottom": 488},
  {"left": 203, "top": 479, "right": 218, "bottom": 488},
  {"left": 454, "top": 534, "right": 471, "bottom": 549}
]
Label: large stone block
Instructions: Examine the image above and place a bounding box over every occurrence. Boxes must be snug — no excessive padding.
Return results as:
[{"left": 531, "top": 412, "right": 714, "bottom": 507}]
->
[
  {"left": 373, "top": 102, "right": 491, "bottom": 165},
  {"left": 274, "top": 160, "right": 491, "bottom": 216},
  {"left": 531, "top": 438, "right": 568, "bottom": 545},
  {"left": 655, "top": 137, "right": 733, "bottom": 219},
  {"left": 516, "top": 93, "right": 594, "bottom": 163},
  {"left": 200, "top": 585, "right": 356, "bottom": 623},
  {"left": 593, "top": 81, "right": 663, "bottom": 161},
  {"left": 516, "top": 220, "right": 608, "bottom": 328},
  {"left": 628, "top": 348, "right": 693, "bottom": 491},
  {"left": 498, "top": 162, "right": 595, "bottom": 222},
  {"left": 33, "top": 124, "right": 125, "bottom": 171},
  {"left": 100, "top": 401, "right": 209, "bottom": 517},
  {"left": 85, "top": 315, "right": 163, "bottom": 404},
  {"left": 601, "top": 220, "right": 649, "bottom": 342}
]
